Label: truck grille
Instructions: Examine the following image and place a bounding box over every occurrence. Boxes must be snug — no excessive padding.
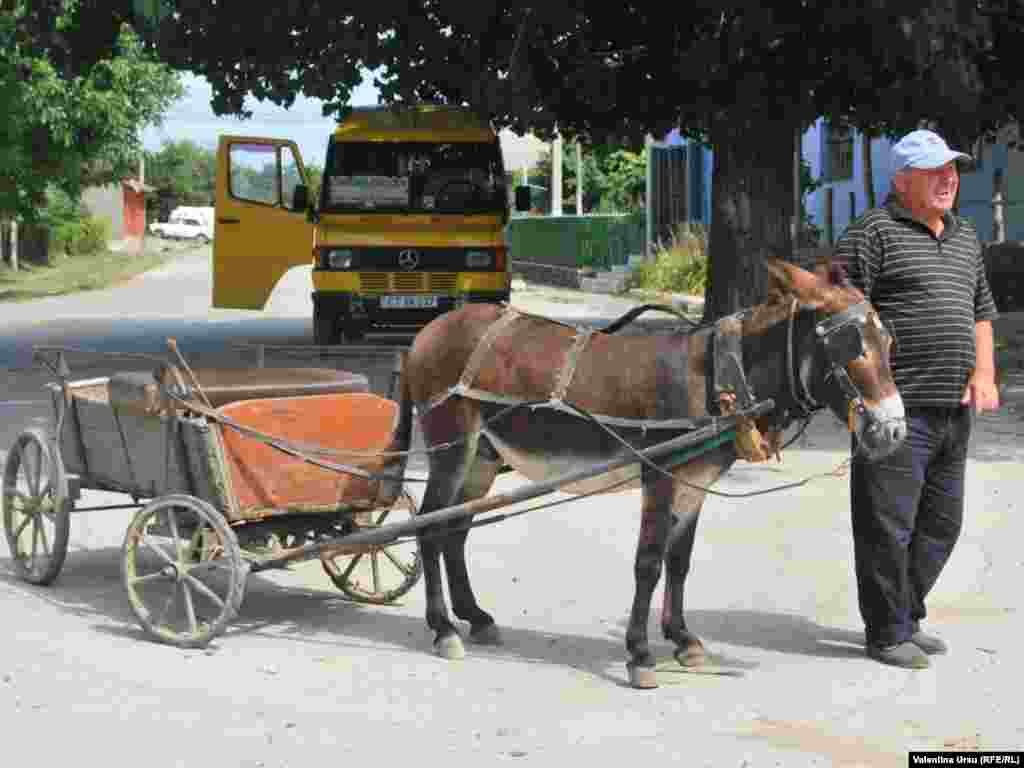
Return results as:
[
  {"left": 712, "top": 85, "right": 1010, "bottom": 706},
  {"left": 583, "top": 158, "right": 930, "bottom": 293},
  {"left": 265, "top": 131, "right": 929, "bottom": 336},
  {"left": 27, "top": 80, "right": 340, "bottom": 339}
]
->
[{"left": 358, "top": 273, "right": 459, "bottom": 293}]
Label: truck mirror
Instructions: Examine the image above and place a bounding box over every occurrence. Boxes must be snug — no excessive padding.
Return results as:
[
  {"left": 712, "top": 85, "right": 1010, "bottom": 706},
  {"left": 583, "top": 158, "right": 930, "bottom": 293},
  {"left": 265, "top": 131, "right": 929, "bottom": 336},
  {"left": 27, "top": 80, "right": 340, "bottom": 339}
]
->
[
  {"left": 514, "top": 185, "right": 531, "bottom": 212},
  {"left": 291, "top": 184, "right": 309, "bottom": 213}
]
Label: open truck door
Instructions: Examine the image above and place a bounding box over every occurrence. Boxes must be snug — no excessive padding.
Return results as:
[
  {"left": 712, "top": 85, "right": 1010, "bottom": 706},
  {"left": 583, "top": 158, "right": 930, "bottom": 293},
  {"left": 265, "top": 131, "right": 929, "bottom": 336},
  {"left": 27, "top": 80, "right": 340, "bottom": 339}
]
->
[{"left": 213, "top": 136, "right": 313, "bottom": 309}]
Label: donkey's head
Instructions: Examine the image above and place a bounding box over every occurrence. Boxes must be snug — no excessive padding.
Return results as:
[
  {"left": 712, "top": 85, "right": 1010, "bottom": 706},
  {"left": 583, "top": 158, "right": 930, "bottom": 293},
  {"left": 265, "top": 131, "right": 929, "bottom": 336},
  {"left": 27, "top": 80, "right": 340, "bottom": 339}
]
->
[{"left": 764, "top": 258, "right": 906, "bottom": 460}]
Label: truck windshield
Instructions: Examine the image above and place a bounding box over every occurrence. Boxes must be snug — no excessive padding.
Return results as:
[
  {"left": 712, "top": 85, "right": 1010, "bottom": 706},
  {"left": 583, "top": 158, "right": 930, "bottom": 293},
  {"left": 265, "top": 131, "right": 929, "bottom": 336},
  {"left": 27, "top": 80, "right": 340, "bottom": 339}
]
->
[{"left": 321, "top": 141, "right": 506, "bottom": 214}]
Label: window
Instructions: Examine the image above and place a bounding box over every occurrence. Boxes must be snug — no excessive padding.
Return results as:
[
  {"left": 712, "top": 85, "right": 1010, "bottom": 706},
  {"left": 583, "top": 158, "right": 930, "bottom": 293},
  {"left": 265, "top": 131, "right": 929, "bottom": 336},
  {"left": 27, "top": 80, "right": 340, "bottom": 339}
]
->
[
  {"left": 281, "top": 146, "right": 303, "bottom": 208},
  {"left": 229, "top": 143, "right": 280, "bottom": 205},
  {"left": 824, "top": 122, "right": 854, "bottom": 182},
  {"left": 322, "top": 140, "right": 506, "bottom": 214}
]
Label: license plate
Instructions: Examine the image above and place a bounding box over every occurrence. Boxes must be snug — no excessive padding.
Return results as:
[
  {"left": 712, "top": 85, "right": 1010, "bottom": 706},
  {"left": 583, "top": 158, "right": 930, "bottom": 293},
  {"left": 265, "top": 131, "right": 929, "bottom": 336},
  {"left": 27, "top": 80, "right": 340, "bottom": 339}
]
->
[{"left": 379, "top": 295, "right": 439, "bottom": 309}]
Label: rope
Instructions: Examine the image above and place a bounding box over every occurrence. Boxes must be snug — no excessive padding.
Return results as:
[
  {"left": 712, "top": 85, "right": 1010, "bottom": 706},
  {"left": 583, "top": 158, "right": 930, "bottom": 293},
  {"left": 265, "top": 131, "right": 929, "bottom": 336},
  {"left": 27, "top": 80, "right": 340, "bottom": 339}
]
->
[{"left": 556, "top": 400, "right": 851, "bottom": 499}]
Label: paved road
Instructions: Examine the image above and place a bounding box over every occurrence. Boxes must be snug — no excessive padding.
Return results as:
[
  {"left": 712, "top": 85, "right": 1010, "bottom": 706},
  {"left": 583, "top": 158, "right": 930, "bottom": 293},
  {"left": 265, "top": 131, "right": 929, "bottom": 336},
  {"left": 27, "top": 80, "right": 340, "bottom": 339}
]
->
[{"left": 2, "top": 246, "right": 1023, "bottom": 767}]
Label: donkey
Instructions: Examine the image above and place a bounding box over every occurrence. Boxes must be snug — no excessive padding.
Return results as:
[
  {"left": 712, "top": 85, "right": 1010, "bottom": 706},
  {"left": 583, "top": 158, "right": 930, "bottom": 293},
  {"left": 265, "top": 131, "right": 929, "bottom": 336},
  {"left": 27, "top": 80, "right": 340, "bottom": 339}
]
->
[{"left": 388, "top": 258, "right": 906, "bottom": 688}]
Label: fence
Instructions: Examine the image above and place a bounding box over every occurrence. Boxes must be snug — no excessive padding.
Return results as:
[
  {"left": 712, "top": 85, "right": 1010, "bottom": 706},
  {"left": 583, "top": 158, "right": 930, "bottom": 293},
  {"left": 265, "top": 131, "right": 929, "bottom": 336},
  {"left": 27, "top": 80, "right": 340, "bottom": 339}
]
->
[{"left": 507, "top": 213, "right": 647, "bottom": 273}]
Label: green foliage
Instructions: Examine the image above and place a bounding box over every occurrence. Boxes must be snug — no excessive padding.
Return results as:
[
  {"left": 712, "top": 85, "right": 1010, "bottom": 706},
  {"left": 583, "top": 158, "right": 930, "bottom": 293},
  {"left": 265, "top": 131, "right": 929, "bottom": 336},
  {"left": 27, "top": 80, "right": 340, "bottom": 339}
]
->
[
  {"left": 305, "top": 163, "right": 324, "bottom": 204},
  {"left": 633, "top": 222, "right": 709, "bottom": 296},
  {"left": 530, "top": 141, "right": 646, "bottom": 214},
  {"left": 74, "top": 216, "right": 111, "bottom": 256},
  {"left": 594, "top": 148, "right": 646, "bottom": 213},
  {"left": 799, "top": 158, "right": 824, "bottom": 246},
  {"left": 1, "top": 6, "right": 183, "bottom": 220},
  {"left": 40, "top": 186, "right": 109, "bottom": 258},
  {"left": 145, "top": 139, "right": 216, "bottom": 207}
]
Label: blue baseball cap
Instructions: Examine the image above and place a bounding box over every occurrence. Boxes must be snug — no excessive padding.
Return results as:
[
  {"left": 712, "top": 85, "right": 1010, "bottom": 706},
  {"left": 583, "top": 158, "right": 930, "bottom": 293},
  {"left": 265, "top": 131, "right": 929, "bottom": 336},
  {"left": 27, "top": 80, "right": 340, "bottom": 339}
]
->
[{"left": 891, "top": 130, "right": 971, "bottom": 172}]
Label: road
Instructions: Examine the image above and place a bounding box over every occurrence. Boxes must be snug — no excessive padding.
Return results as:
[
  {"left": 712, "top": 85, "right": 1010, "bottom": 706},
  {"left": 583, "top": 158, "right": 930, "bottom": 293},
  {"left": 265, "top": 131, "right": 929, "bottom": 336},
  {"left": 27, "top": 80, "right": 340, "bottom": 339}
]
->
[{"left": 2, "top": 245, "right": 1023, "bottom": 767}]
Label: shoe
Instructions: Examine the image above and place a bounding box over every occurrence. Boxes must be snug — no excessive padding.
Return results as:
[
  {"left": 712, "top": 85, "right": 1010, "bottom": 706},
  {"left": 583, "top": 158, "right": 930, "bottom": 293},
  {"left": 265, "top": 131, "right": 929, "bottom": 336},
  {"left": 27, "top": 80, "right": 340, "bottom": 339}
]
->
[
  {"left": 910, "top": 631, "right": 948, "bottom": 655},
  {"left": 867, "top": 641, "right": 930, "bottom": 668}
]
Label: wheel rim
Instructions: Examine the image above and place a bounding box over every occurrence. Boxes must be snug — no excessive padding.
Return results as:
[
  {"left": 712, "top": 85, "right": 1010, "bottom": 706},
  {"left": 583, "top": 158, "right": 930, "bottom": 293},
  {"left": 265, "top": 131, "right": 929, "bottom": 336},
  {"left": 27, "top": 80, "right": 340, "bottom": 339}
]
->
[
  {"left": 122, "top": 495, "right": 245, "bottom": 647},
  {"left": 2, "top": 430, "right": 70, "bottom": 584},
  {"left": 321, "top": 491, "right": 422, "bottom": 604}
]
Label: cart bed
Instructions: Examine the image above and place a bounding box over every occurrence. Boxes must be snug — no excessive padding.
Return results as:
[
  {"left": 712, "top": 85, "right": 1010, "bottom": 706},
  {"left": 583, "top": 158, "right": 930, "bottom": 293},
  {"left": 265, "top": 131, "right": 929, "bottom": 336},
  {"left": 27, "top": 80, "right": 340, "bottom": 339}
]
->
[{"left": 48, "top": 366, "right": 397, "bottom": 520}]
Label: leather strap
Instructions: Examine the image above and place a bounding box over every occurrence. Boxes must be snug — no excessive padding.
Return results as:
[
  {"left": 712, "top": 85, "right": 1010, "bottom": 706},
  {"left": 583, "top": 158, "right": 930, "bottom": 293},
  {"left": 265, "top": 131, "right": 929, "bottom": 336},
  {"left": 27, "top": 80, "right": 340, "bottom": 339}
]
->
[{"left": 551, "top": 327, "right": 594, "bottom": 403}]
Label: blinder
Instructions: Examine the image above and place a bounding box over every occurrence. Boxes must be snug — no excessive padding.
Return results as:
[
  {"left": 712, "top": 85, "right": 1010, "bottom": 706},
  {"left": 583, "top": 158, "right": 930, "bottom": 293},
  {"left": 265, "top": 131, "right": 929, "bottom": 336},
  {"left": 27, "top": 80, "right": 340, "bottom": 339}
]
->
[
  {"left": 821, "top": 321, "right": 865, "bottom": 368},
  {"left": 813, "top": 301, "right": 893, "bottom": 415}
]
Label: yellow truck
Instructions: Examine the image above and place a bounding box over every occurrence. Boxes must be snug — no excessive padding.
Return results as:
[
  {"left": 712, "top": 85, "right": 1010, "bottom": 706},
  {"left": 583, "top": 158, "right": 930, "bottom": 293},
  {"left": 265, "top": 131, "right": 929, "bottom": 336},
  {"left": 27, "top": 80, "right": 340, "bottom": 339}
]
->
[{"left": 213, "top": 104, "right": 526, "bottom": 343}]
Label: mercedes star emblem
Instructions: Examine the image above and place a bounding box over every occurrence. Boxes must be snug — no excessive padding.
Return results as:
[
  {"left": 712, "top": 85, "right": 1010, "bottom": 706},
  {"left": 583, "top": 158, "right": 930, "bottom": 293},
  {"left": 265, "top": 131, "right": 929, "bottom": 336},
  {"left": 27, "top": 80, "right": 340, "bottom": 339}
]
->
[{"left": 398, "top": 250, "right": 420, "bottom": 270}]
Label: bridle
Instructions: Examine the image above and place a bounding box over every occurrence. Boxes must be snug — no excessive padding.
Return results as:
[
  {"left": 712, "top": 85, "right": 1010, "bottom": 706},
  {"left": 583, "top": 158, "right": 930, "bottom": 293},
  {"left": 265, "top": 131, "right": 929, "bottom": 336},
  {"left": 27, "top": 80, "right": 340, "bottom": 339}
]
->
[{"left": 782, "top": 298, "right": 882, "bottom": 431}]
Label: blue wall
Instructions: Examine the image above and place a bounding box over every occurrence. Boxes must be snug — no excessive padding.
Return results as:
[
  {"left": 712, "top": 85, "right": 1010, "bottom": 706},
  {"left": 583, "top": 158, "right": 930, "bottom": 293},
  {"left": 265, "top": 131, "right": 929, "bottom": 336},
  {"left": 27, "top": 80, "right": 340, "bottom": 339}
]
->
[{"left": 664, "top": 119, "right": 1022, "bottom": 245}]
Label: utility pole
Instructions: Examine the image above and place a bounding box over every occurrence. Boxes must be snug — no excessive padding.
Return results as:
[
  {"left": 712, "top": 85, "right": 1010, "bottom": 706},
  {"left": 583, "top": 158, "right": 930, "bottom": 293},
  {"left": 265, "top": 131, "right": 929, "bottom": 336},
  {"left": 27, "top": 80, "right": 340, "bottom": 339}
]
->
[
  {"left": 993, "top": 169, "right": 1006, "bottom": 244},
  {"left": 551, "top": 130, "right": 563, "bottom": 216},
  {"left": 645, "top": 134, "right": 654, "bottom": 259},
  {"left": 576, "top": 141, "right": 583, "bottom": 215}
]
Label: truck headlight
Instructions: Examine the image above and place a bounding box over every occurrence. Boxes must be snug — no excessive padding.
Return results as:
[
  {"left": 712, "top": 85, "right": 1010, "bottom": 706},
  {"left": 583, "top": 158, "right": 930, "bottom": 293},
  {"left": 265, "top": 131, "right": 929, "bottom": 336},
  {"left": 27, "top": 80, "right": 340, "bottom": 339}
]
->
[
  {"left": 326, "top": 249, "right": 355, "bottom": 269},
  {"left": 466, "top": 250, "right": 492, "bottom": 268}
]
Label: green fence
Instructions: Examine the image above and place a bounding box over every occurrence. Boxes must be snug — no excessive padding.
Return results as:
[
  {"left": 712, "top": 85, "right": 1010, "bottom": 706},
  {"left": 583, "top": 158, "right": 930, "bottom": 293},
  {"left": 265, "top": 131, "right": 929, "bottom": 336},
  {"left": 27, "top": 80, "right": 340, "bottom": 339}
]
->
[{"left": 506, "top": 213, "right": 647, "bottom": 271}]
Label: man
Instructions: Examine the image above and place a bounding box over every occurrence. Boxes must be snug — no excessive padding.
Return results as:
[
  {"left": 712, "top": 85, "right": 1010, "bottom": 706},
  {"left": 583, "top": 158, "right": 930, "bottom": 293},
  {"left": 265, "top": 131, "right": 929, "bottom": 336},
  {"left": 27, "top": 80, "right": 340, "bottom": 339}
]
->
[{"left": 835, "top": 129, "right": 1000, "bottom": 669}]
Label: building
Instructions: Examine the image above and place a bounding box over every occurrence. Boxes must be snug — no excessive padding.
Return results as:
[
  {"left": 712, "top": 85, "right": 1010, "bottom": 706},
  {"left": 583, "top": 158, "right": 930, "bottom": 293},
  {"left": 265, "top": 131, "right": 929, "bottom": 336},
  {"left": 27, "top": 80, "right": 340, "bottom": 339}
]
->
[
  {"left": 81, "top": 178, "right": 155, "bottom": 246},
  {"left": 661, "top": 120, "right": 1024, "bottom": 246}
]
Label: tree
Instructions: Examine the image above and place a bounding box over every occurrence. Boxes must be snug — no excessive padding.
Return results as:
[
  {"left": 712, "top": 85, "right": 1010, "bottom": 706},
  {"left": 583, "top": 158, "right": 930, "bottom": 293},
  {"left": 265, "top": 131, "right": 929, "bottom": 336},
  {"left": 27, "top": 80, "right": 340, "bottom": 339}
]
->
[
  {"left": 530, "top": 140, "right": 648, "bottom": 214},
  {"left": 1, "top": 1, "right": 183, "bottom": 224},
  {"left": 131, "top": 1, "right": 1024, "bottom": 319},
  {"left": 145, "top": 139, "right": 216, "bottom": 215}
]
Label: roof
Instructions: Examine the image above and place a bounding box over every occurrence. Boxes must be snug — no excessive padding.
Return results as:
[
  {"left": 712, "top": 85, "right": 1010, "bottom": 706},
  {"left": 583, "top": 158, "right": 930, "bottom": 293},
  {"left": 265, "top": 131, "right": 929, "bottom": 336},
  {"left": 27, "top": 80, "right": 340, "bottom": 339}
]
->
[{"left": 332, "top": 105, "right": 496, "bottom": 143}]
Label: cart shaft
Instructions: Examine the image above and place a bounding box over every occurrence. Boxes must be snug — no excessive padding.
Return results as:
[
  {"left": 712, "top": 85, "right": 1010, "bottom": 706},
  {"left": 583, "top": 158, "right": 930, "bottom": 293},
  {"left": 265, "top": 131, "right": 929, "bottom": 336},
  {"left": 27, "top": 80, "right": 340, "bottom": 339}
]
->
[{"left": 258, "top": 399, "right": 775, "bottom": 569}]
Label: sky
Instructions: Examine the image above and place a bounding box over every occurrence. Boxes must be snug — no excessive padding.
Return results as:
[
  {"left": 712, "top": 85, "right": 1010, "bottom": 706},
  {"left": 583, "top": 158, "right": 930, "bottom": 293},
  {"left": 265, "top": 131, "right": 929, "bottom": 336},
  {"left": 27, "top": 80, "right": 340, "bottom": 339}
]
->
[{"left": 141, "top": 72, "right": 548, "bottom": 172}]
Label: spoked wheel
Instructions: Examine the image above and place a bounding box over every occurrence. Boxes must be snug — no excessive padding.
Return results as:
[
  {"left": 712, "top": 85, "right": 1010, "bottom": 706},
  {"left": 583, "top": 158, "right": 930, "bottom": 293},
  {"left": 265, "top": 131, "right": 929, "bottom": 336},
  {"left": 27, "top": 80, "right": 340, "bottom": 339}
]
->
[
  {"left": 122, "top": 494, "right": 246, "bottom": 648},
  {"left": 2, "top": 428, "right": 71, "bottom": 585},
  {"left": 320, "top": 490, "right": 422, "bottom": 604}
]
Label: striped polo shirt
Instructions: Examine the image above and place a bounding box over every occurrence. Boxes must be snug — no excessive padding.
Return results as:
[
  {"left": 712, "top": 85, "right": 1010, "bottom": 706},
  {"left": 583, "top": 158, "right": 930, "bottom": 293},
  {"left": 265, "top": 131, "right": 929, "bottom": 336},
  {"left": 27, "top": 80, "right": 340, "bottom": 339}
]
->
[{"left": 835, "top": 194, "right": 999, "bottom": 408}]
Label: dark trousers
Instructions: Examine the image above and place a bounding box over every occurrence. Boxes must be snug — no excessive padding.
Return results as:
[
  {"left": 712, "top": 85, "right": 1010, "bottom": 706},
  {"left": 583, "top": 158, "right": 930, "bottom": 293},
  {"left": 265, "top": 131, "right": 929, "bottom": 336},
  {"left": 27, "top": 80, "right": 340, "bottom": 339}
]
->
[{"left": 850, "top": 405, "right": 972, "bottom": 647}]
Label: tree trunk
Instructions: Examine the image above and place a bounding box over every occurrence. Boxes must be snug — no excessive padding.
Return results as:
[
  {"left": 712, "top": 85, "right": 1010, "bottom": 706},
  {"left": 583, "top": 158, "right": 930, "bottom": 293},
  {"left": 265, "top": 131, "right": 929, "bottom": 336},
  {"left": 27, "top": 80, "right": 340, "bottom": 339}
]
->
[
  {"left": 703, "top": 112, "right": 798, "bottom": 323},
  {"left": 19, "top": 222, "right": 50, "bottom": 266},
  {"left": 862, "top": 132, "right": 876, "bottom": 209}
]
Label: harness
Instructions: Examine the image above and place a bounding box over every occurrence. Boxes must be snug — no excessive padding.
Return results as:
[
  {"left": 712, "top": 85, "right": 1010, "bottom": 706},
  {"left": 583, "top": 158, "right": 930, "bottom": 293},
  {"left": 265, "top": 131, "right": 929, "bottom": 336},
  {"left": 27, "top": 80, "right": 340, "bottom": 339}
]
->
[
  {"left": 422, "top": 301, "right": 878, "bottom": 460},
  {"left": 422, "top": 306, "right": 756, "bottom": 434}
]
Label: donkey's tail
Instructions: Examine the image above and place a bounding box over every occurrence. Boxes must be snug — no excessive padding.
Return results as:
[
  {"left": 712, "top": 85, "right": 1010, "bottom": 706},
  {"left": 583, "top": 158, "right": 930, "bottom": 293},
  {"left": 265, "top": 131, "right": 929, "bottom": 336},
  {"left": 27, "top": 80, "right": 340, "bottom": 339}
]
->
[{"left": 377, "top": 349, "right": 415, "bottom": 504}]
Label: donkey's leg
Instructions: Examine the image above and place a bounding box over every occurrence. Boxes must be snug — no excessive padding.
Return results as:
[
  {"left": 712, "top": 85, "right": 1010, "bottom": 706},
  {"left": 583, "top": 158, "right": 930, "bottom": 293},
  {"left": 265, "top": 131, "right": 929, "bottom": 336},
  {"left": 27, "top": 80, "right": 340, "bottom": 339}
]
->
[
  {"left": 416, "top": 398, "right": 482, "bottom": 660},
  {"left": 661, "top": 454, "right": 731, "bottom": 667},
  {"left": 442, "top": 434, "right": 504, "bottom": 645},
  {"left": 661, "top": 504, "right": 706, "bottom": 667},
  {"left": 625, "top": 466, "right": 675, "bottom": 689}
]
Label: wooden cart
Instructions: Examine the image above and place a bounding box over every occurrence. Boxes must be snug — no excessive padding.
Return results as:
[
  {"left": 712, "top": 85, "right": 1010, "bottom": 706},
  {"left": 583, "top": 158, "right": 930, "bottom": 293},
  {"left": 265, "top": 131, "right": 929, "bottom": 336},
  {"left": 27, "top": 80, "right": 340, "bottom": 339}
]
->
[
  {"left": 4, "top": 346, "right": 774, "bottom": 649},
  {"left": 2, "top": 349, "right": 421, "bottom": 647}
]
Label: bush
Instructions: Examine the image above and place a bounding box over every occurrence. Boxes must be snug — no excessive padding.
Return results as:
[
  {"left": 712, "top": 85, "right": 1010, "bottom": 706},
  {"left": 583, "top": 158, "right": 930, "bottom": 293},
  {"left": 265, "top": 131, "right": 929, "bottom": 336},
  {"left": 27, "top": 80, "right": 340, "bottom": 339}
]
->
[
  {"left": 49, "top": 220, "right": 83, "bottom": 259},
  {"left": 633, "top": 221, "right": 709, "bottom": 295},
  {"left": 72, "top": 215, "right": 111, "bottom": 256}
]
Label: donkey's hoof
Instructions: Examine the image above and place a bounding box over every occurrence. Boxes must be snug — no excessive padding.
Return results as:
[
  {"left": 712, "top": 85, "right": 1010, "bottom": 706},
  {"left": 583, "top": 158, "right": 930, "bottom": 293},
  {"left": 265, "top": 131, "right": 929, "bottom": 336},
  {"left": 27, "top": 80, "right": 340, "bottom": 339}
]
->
[
  {"left": 674, "top": 638, "right": 707, "bottom": 668},
  {"left": 627, "top": 663, "right": 659, "bottom": 690},
  {"left": 435, "top": 633, "right": 466, "bottom": 660},
  {"left": 469, "top": 623, "right": 503, "bottom": 646}
]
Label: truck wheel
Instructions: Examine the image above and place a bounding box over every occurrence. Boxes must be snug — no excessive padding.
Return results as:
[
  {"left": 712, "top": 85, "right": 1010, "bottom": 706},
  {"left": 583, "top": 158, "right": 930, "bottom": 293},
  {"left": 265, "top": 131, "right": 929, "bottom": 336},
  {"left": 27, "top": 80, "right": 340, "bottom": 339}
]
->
[
  {"left": 313, "top": 304, "right": 340, "bottom": 346},
  {"left": 340, "top": 319, "right": 367, "bottom": 343}
]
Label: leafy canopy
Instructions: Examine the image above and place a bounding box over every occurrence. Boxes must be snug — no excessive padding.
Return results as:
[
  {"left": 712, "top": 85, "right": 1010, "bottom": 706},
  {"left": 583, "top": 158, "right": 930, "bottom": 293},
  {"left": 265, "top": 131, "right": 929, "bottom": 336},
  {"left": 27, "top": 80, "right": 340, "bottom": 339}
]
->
[{"left": 1, "top": 0, "right": 183, "bottom": 219}]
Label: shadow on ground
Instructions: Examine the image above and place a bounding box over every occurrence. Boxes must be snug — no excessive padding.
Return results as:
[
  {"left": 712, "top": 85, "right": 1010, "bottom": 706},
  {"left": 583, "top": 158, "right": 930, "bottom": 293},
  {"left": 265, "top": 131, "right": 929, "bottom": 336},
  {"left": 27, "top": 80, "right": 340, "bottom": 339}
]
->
[{"left": 2, "top": 543, "right": 865, "bottom": 687}]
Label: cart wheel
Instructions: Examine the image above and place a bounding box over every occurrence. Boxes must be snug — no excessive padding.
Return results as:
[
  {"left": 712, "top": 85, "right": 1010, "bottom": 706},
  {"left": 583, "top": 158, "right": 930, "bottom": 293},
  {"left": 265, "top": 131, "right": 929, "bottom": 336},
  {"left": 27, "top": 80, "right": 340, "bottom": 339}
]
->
[
  {"left": 122, "top": 494, "right": 246, "bottom": 648},
  {"left": 321, "top": 490, "right": 422, "bottom": 604},
  {"left": 2, "top": 428, "right": 71, "bottom": 585}
]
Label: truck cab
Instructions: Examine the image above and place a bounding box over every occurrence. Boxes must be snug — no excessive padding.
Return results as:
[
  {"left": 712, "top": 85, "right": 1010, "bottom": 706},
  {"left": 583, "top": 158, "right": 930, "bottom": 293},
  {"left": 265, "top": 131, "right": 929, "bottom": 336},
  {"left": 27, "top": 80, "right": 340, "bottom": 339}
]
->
[{"left": 213, "top": 104, "right": 523, "bottom": 344}]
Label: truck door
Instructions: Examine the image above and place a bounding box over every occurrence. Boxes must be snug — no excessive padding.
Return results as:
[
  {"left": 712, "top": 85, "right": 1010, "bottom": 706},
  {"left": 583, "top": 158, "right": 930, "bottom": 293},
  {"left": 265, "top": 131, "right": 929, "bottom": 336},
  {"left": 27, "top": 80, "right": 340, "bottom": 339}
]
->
[{"left": 213, "top": 136, "right": 314, "bottom": 309}]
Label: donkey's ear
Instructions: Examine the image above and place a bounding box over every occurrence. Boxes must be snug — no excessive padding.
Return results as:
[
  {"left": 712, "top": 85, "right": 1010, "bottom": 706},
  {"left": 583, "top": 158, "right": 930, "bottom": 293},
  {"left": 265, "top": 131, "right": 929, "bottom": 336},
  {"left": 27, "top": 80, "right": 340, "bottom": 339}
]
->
[
  {"left": 765, "top": 258, "right": 825, "bottom": 304},
  {"left": 764, "top": 258, "right": 794, "bottom": 294}
]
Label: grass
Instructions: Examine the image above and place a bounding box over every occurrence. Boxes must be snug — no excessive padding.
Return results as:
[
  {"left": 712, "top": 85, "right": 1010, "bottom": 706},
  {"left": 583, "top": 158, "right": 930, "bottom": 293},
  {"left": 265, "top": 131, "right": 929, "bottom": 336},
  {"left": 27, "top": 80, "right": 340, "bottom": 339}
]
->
[
  {"left": 0, "top": 243, "right": 175, "bottom": 303},
  {"left": 631, "top": 222, "right": 709, "bottom": 296}
]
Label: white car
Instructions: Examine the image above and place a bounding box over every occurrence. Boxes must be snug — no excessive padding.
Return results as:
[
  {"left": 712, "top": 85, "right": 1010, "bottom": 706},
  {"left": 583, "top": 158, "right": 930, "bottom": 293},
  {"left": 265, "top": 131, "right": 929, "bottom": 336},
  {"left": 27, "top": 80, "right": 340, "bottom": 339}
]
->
[{"left": 150, "top": 213, "right": 213, "bottom": 242}]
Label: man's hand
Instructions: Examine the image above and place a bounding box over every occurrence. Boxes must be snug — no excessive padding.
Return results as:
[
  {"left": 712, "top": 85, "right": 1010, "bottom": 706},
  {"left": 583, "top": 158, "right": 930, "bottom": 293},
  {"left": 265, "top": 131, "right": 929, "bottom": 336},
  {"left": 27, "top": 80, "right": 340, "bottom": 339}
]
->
[{"left": 961, "top": 369, "right": 1000, "bottom": 413}]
